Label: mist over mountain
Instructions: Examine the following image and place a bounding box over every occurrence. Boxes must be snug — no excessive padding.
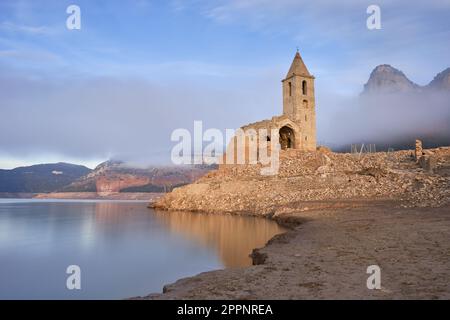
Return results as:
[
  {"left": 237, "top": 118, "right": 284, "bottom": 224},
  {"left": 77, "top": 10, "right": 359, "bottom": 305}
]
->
[{"left": 326, "top": 65, "right": 450, "bottom": 151}]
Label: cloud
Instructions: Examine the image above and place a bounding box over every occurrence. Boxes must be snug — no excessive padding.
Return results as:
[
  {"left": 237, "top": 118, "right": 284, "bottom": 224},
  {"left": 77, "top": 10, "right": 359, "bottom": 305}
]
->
[
  {"left": 173, "top": 0, "right": 450, "bottom": 94},
  {"left": 318, "top": 91, "right": 450, "bottom": 150},
  {"left": 0, "top": 65, "right": 280, "bottom": 165},
  {"left": 0, "top": 0, "right": 448, "bottom": 166},
  {"left": 197, "top": 0, "right": 450, "bottom": 47},
  {"left": 0, "top": 21, "right": 54, "bottom": 35},
  {"left": 0, "top": 49, "right": 62, "bottom": 62}
]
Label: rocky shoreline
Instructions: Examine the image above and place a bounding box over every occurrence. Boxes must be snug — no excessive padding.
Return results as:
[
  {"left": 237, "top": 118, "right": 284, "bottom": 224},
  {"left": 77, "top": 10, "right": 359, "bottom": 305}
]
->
[
  {"left": 139, "top": 200, "right": 450, "bottom": 299},
  {"left": 139, "top": 147, "right": 450, "bottom": 299},
  {"left": 152, "top": 147, "right": 450, "bottom": 214}
]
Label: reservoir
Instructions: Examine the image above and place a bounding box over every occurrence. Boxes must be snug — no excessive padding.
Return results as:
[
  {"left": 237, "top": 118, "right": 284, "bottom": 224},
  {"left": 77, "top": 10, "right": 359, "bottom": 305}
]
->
[{"left": 0, "top": 199, "right": 285, "bottom": 299}]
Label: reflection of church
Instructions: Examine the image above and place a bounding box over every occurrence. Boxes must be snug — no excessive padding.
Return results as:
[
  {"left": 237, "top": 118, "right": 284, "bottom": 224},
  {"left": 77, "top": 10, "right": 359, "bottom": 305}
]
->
[{"left": 241, "top": 50, "right": 317, "bottom": 151}]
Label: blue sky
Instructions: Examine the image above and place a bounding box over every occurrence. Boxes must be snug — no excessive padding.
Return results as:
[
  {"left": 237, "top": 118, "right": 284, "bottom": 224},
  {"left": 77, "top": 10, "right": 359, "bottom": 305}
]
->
[{"left": 0, "top": 0, "right": 449, "bottom": 168}]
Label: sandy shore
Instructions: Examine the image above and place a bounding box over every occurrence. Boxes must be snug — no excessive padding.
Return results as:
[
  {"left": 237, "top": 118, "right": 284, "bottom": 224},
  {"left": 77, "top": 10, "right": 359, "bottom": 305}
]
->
[{"left": 138, "top": 200, "right": 450, "bottom": 299}]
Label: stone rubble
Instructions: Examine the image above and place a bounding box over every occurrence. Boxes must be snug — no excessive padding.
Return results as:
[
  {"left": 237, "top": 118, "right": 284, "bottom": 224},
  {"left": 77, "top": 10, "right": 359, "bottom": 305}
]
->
[{"left": 152, "top": 147, "right": 450, "bottom": 215}]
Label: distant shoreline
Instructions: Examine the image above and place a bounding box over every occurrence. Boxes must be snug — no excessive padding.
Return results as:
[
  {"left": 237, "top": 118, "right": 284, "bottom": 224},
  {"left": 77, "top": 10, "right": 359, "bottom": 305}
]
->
[{"left": 0, "top": 192, "right": 162, "bottom": 201}]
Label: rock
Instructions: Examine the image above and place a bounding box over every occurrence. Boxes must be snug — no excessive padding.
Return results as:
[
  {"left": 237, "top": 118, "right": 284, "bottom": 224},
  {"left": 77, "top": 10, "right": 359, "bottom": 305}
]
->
[
  {"left": 357, "top": 167, "right": 387, "bottom": 181},
  {"left": 316, "top": 146, "right": 332, "bottom": 154},
  {"left": 415, "top": 139, "right": 423, "bottom": 162},
  {"left": 251, "top": 249, "right": 268, "bottom": 265},
  {"left": 419, "top": 155, "right": 437, "bottom": 173}
]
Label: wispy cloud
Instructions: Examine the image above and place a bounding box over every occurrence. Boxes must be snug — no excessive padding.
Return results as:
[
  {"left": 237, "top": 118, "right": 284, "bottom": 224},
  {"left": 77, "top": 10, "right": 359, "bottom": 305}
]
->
[
  {"left": 0, "top": 21, "right": 55, "bottom": 35},
  {"left": 0, "top": 49, "right": 61, "bottom": 62}
]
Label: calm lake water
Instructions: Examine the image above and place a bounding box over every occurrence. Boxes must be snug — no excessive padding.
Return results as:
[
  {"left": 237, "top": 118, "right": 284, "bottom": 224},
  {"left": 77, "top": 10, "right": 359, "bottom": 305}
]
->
[{"left": 0, "top": 199, "right": 285, "bottom": 299}]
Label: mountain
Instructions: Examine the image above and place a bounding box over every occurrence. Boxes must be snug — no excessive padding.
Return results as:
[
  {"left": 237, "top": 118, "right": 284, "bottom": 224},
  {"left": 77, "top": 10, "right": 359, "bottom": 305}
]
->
[
  {"left": 60, "top": 160, "right": 214, "bottom": 195},
  {"left": 427, "top": 68, "right": 450, "bottom": 91},
  {"left": 362, "top": 65, "right": 450, "bottom": 94},
  {"left": 0, "top": 163, "right": 92, "bottom": 193},
  {"left": 363, "top": 65, "right": 419, "bottom": 94},
  {"left": 349, "top": 64, "right": 450, "bottom": 152},
  {"left": 0, "top": 160, "right": 214, "bottom": 195}
]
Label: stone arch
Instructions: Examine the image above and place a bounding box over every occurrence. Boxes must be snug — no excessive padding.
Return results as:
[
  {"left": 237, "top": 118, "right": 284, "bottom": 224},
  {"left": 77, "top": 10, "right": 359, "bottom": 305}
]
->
[{"left": 279, "top": 125, "right": 295, "bottom": 150}]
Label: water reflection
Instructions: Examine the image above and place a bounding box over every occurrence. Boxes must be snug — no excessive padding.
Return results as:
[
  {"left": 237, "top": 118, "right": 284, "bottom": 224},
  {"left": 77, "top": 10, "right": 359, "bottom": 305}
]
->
[
  {"left": 0, "top": 200, "right": 285, "bottom": 299},
  {"left": 152, "top": 210, "right": 286, "bottom": 267}
]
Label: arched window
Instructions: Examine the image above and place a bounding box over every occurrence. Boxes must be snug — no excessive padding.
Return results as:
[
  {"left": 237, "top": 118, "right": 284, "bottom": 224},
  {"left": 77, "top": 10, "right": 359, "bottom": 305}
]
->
[
  {"left": 288, "top": 82, "right": 292, "bottom": 96},
  {"left": 302, "top": 80, "right": 307, "bottom": 95},
  {"left": 303, "top": 100, "right": 308, "bottom": 108}
]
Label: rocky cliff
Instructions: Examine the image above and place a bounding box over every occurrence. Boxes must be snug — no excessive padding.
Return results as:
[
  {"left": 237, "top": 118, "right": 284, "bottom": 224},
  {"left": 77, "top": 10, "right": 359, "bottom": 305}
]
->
[
  {"left": 95, "top": 175, "right": 150, "bottom": 196},
  {"left": 427, "top": 68, "right": 450, "bottom": 91},
  {"left": 363, "top": 65, "right": 450, "bottom": 94}
]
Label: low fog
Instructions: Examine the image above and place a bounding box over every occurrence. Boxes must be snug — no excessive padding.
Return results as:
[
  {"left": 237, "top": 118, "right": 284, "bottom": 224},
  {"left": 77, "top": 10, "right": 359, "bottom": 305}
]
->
[
  {"left": 318, "top": 91, "right": 450, "bottom": 152},
  {"left": 1, "top": 65, "right": 449, "bottom": 167},
  {"left": 0, "top": 67, "right": 280, "bottom": 166}
]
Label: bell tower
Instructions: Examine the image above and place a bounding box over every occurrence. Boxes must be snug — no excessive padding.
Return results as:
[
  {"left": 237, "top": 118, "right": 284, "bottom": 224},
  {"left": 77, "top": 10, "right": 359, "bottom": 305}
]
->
[{"left": 281, "top": 50, "right": 316, "bottom": 151}]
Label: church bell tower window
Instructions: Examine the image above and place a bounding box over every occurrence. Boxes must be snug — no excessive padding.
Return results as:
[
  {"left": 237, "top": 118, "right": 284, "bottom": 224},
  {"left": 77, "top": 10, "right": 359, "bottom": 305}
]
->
[{"left": 302, "top": 80, "right": 307, "bottom": 95}]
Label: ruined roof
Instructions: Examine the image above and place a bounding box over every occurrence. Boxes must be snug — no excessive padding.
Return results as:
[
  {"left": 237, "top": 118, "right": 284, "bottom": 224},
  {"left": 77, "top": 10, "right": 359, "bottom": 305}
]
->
[
  {"left": 240, "top": 115, "right": 298, "bottom": 131},
  {"left": 285, "top": 51, "right": 312, "bottom": 79}
]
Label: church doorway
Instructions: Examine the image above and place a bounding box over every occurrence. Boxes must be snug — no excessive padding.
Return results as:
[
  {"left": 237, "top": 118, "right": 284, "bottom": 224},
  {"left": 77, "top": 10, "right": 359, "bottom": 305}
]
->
[{"left": 279, "top": 126, "right": 295, "bottom": 150}]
